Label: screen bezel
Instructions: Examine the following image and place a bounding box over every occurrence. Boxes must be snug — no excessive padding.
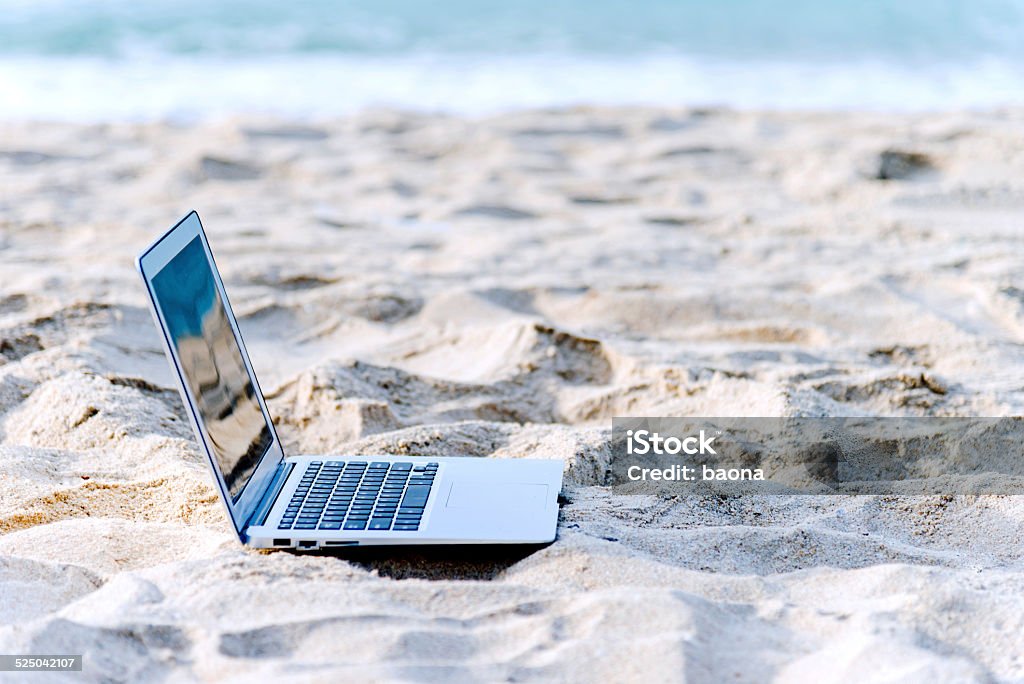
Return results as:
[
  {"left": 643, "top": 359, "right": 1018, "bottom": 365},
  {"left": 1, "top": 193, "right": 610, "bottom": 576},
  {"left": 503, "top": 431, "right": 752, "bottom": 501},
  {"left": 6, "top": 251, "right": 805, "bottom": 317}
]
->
[{"left": 136, "top": 211, "right": 284, "bottom": 538}]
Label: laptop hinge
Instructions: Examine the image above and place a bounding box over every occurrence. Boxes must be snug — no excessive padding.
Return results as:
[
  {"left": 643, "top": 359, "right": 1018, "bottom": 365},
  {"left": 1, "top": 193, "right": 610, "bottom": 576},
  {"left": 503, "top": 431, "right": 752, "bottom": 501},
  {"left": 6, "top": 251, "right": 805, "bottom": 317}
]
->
[{"left": 246, "top": 461, "right": 293, "bottom": 531}]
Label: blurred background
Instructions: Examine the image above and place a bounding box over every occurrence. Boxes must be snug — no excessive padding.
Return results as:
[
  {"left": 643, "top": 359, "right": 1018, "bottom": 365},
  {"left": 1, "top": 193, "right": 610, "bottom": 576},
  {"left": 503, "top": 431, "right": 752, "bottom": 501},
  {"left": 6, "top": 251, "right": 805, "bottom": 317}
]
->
[{"left": 1, "top": 0, "right": 1023, "bottom": 120}]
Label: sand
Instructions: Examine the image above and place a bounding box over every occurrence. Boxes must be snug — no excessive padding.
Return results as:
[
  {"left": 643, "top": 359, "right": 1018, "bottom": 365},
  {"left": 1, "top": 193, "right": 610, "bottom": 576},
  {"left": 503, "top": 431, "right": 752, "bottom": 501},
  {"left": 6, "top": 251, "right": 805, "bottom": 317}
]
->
[{"left": 2, "top": 107, "right": 1024, "bottom": 682}]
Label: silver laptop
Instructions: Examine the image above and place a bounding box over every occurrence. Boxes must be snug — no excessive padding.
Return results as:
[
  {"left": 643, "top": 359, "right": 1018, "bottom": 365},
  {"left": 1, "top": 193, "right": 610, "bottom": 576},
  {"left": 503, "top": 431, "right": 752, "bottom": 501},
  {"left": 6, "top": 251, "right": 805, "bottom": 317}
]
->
[{"left": 136, "top": 211, "right": 562, "bottom": 550}]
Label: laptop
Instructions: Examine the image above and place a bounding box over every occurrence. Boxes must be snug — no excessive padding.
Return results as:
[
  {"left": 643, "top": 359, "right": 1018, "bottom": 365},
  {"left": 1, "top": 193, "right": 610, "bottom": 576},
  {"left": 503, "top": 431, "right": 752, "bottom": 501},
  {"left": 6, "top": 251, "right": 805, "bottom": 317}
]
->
[{"left": 136, "top": 211, "right": 563, "bottom": 550}]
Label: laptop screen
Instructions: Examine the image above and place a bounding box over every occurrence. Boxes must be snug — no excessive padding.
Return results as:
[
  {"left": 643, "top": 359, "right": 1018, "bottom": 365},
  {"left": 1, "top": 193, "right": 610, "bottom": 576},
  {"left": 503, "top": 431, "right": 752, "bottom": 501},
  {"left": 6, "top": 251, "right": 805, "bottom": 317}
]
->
[{"left": 151, "top": 235, "right": 273, "bottom": 501}]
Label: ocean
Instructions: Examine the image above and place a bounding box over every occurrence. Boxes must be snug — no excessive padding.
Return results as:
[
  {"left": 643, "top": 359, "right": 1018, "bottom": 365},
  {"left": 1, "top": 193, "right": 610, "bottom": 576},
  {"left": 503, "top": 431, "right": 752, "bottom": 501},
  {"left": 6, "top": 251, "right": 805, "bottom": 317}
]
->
[{"left": 1, "top": 0, "right": 1022, "bottom": 119}]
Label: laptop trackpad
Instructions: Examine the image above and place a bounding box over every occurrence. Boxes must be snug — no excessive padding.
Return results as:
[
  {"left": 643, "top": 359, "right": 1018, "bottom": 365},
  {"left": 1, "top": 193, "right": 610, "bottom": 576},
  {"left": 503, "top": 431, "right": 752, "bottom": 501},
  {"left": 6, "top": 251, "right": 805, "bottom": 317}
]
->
[{"left": 445, "top": 482, "right": 548, "bottom": 511}]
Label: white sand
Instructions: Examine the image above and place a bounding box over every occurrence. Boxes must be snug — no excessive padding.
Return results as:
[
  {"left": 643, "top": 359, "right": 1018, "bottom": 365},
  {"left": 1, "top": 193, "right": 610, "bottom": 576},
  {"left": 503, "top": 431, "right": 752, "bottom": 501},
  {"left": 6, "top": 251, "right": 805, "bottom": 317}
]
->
[{"left": 2, "top": 108, "right": 1024, "bottom": 681}]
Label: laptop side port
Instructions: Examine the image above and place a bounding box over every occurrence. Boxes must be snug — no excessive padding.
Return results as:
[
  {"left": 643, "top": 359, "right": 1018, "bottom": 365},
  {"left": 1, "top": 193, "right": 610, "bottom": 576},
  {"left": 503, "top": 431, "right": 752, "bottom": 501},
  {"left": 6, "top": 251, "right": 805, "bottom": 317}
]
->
[
  {"left": 323, "top": 541, "right": 359, "bottom": 547},
  {"left": 273, "top": 538, "right": 290, "bottom": 547},
  {"left": 297, "top": 540, "right": 317, "bottom": 549}
]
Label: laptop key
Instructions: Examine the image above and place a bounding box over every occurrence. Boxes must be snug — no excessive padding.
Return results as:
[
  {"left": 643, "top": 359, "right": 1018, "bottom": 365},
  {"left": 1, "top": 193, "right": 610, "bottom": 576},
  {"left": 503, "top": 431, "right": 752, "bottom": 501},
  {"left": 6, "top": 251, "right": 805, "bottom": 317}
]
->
[
  {"left": 320, "top": 522, "right": 342, "bottom": 530},
  {"left": 401, "top": 491, "right": 430, "bottom": 507},
  {"left": 369, "top": 519, "right": 392, "bottom": 530},
  {"left": 344, "top": 521, "right": 367, "bottom": 530},
  {"left": 393, "top": 524, "right": 419, "bottom": 531}
]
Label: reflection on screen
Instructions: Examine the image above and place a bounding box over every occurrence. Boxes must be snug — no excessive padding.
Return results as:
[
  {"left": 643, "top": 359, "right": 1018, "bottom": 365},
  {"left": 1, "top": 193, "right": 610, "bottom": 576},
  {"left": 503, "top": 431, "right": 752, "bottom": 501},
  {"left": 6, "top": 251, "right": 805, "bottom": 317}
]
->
[{"left": 152, "top": 236, "right": 272, "bottom": 501}]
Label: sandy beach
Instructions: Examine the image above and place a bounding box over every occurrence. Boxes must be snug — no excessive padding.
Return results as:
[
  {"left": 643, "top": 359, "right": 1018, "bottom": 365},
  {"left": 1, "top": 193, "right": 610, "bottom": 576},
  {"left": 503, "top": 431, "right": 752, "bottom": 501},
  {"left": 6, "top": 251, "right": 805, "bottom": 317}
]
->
[{"left": 2, "top": 107, "right": 1024, "bottom": 681}]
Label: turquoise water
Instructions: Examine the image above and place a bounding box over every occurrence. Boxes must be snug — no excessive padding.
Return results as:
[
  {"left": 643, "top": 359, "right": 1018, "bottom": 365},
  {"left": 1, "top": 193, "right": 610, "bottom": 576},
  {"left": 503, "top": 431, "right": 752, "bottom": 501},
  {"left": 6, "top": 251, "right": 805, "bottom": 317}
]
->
[{"left": 1, "top": 0, "right": 1022, "bottom": 118}]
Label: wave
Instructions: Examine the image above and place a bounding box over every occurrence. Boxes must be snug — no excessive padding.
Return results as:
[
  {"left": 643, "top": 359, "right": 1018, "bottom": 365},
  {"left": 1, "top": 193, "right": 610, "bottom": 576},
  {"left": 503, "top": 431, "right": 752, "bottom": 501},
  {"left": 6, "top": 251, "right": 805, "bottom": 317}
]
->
[
  {"left": 1, "top": 54, "right": 1022, "bottom": 120},
  {"left": 3, "top": 0, "right": 1023, "bottom": 118}
]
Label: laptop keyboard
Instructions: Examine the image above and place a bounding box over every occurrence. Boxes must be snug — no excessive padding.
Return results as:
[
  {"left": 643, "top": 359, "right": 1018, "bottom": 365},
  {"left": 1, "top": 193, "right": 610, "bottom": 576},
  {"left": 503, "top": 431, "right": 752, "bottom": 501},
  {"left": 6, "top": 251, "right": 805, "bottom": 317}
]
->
[{"left": 277, "top": 461, "right": 436, "bottom": 532}]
